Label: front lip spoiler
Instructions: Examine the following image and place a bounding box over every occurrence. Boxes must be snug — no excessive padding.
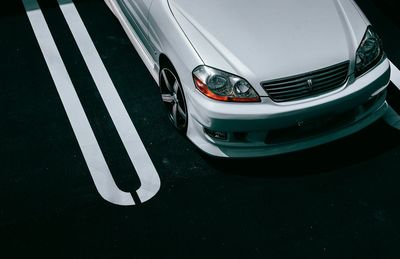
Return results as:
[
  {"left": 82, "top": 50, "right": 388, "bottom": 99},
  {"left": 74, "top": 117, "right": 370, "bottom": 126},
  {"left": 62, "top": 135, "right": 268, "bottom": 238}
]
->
[{"left": 198, "top": 99, "right": 388, "bottom": 158}]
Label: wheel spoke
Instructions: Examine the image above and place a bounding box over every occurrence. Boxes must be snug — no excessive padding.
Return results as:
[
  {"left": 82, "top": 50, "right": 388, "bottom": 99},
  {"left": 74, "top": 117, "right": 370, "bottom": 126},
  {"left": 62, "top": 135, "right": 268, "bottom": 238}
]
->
[
  {"left": 173, "top": 80, "right": 179, "bottom": 94},
  {"left": 172, "top": 103, "right": 178, "bottom": 127},
  {"left": 177, "top": 104, "right": 186, "bottom": 120},
  {"left": 161, "top": 68, "right": 187, "bottom": 130},
  {"left": 161, "top": 94, "right": 174, "bottom": 103},
  {"left": 161, "top": 70, "right": 172, "bottom": 92}
]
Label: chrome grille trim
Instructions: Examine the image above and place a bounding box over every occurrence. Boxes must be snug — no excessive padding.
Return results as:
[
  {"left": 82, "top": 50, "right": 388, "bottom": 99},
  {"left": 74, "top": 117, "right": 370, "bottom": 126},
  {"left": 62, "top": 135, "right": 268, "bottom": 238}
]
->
[{"left": 261, "top": 61, "right": 350, "bottom": 102}]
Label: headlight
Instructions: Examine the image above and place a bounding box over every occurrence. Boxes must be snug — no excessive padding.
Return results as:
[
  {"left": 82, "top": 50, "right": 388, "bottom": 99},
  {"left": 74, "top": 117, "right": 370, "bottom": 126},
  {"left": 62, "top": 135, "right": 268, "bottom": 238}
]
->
[
  {"left": 355, "top": 27, "right": 383, "bottom": 77},
  {"left": 193, "top": 66, "right": 260, "bottom": 102}
]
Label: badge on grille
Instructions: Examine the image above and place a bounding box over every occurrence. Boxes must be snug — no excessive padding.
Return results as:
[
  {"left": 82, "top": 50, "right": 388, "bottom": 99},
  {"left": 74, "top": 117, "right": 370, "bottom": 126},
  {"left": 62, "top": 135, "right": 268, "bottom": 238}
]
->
[{"left": 307, "top": 79, "right": 313, "bottom": 91}]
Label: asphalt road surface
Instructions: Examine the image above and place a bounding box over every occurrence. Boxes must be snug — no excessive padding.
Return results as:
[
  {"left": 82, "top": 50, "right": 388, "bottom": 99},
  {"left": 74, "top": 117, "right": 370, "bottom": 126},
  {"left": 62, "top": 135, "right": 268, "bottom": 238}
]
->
[{"left": 1, "top": 0, "right": 400, "bottom": 258}]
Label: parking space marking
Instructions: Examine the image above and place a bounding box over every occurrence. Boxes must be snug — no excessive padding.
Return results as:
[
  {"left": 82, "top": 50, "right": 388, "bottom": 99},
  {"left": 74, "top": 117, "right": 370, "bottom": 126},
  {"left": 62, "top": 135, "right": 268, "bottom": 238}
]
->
[
  {"left": 23, "top": 0, "right": 135, "bottom": 206},
  {"left": 58, "top": 0, "right": 161, "bottom": 203},
  {"left": 383, "top": 105, "right": 400, "bottom": 129},
  {"left": 390, "top": 61, "right": 400, "bottom": 90},
  {"left": 383, "top": 61, "right": 400, "bottom": 129}
]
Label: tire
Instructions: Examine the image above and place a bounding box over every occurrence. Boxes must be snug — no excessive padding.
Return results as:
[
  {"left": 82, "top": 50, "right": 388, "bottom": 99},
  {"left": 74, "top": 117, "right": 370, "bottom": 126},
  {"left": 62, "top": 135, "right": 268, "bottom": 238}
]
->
[{"left": 159, "top": 65, "right": 188, "bottom": 133}]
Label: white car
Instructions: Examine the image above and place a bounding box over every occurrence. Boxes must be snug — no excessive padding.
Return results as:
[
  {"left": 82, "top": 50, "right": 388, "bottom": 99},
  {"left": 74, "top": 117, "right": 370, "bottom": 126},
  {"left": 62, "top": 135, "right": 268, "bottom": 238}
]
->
[{"left": 106, "top": 0, "right": 391, "bottom": 158}]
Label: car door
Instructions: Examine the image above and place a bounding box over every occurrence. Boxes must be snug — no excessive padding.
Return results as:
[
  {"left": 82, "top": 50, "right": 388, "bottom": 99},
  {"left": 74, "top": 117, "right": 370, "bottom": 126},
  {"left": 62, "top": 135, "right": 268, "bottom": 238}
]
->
[{"left": 117, "top": 0, "right": 153, "bottom": 52}]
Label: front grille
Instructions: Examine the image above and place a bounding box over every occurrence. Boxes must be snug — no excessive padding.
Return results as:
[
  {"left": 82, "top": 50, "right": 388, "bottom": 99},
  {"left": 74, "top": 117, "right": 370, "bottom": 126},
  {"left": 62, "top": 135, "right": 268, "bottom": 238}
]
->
[{"left": 262, "top": 61, "right": 350, "bottom": 102}]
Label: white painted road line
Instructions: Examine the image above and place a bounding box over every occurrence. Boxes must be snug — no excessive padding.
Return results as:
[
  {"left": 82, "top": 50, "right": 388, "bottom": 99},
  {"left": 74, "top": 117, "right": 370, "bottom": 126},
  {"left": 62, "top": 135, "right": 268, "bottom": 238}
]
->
[
  {"left": 58, "top": 0, "right": 161, "bottom": 203},
  {"left": 390, "top": 61, "right": 400, "bottom": 89},
  {"left": 385, "top": 61, "right": 400, "bottom": 130},
  {"left": 383, "top": 106, "right": 400, "bottom": 130},
  {"left": 23, "top": 0, "right": 135, "bottom": 206}
]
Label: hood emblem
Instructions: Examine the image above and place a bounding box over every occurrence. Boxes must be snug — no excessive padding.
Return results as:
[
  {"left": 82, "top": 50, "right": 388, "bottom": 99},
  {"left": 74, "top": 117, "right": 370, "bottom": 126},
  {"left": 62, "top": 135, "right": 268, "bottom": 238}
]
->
[{"left": 307, "top": 79, "right": 313, "bottom": 91}]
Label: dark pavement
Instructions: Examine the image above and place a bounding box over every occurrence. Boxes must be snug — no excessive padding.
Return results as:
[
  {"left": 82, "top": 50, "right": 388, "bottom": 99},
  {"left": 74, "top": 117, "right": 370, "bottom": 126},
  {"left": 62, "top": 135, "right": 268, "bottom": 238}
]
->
[{"left": 1, "top": 0, "right": 400, "bottom": 257}]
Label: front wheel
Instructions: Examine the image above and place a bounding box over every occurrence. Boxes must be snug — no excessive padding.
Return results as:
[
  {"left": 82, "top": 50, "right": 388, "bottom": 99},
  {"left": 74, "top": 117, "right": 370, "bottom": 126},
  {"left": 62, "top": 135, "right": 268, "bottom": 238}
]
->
[{"left": 159, "top": 67, "right": 188, "bottom": 132}]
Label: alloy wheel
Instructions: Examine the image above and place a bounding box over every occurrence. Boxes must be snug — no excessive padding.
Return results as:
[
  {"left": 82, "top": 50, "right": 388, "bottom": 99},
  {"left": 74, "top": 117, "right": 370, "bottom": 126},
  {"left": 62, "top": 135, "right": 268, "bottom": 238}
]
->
[{"left": 160, "top": 68, "right": 188, "bottom": 131}]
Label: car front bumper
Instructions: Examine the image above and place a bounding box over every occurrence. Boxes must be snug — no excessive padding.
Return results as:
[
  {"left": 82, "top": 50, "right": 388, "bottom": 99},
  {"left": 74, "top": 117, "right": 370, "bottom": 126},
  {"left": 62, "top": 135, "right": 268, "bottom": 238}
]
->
[{"left": 185, "top": 57, "right": 391, "bottom": 158}]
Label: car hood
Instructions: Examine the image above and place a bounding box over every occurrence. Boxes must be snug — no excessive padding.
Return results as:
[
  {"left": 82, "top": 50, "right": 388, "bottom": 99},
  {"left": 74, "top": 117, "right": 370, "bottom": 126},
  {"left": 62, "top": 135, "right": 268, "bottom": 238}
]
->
[{"left": 169, "top": 0, "right": 369, "bottom": 94}]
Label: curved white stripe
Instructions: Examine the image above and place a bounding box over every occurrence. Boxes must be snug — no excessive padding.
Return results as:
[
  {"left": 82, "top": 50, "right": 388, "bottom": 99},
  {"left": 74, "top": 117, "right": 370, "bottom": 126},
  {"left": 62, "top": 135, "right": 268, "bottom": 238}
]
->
[
  {"left": 390, "top": 61, "right": 400, "bottom": 89},
  {"left": 23, "top": 0, "right": 135, "bottom": 206},
  {"left": 58, "top": 0, "right": 161, "bottom": 203}
]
